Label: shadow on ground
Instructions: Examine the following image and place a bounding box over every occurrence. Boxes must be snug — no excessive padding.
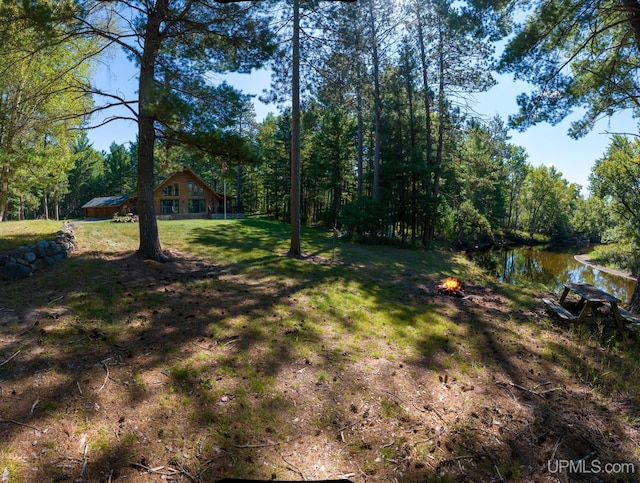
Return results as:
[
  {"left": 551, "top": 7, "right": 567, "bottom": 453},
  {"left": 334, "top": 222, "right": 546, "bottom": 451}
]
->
[{"left": 0, "top": 220, "right": 638, "bottom": 482}]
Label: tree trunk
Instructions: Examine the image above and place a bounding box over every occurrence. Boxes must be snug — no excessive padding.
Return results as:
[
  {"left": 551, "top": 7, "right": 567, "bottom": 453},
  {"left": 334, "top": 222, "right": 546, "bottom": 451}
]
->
[
  {"left": 622, "top": 0, "right": 640, "bottom": 51},
  {"left": 405, "top": 58, "right": 417, "bottom": 245},
  {"left": 416, "top": 9, "right": 434, "bottom": 245},
  {"left": 367, "top": 0, "right": 382, "bottom": 202},
  {"left": 137, "top": 0, "right": 168, "bottom": 261},
  {"left": 43, "top": 191, "right": 49, "bottom": 220},
  {"left": 0, "top": 165, "right": 9, "bottom": 222},
  {"left": 289, "top": 0, "right": 302, "bottom": 257},
  {"left": 627, "top": 267, "right": 640, "bottom": 313},
  {"left": 236, "top": 166, "right": 242, "bottom": 213},
  {"left": 356, "top": 81, "right": 364, "bottom": 198},
  {"left": 433, "top": 24, "right": 445, "bottom": 202}
]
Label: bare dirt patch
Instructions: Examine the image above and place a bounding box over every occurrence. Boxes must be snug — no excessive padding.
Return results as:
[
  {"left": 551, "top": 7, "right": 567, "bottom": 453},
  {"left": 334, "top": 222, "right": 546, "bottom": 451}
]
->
[{"left": 1, "top": 247, "right": 639, "bottom": 482}]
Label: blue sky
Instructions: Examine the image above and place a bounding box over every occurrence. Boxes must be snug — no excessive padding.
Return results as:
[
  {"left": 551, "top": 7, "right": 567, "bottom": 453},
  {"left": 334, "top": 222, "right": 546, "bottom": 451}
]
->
[{"left": 87, "top": 57, "right": 637, "bottom": 195}]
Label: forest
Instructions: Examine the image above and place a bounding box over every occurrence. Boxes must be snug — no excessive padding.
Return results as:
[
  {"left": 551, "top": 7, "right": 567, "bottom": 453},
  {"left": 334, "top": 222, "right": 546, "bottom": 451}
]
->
[{"left": 1, "top": 1, "right": 639, "bottom": 270}]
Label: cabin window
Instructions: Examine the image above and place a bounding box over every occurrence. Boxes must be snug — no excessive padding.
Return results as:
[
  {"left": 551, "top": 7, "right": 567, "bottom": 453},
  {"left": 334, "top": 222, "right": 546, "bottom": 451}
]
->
[
  {"left": 188, "top": 183, "right": 204, "bottom": 197},
  {"left": 188, "top": 199, "right": 206, "bottom": 213},
  {"left": 161, "top": 183, "right": 179, "bottom": 197},
  {"left": 160, "top": 199, "right": 179, "bottom": 214}
]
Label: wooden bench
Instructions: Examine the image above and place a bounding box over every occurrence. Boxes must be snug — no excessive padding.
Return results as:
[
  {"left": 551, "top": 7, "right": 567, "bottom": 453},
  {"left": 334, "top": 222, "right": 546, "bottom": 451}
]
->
[
  {"left": 543, "top": 297, "right": 576, "bottom": 321},
  {"left": 618, "top": 307, "right": 640, "bottom": 324},
  {"left": 617, "top": 307, "right": 640, "bottom": 337}
]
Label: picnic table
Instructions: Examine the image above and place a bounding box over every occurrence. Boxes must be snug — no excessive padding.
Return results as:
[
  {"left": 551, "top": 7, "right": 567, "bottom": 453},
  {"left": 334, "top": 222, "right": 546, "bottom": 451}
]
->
[
  {"left": 543, "top": 282, "right": 640, "bottom": 337},
  {"left": 561, "top": 282, "right": 623, "bottom": 329},
  {"left": 543, "top": 282, "right": 624, "bottom": 331}
]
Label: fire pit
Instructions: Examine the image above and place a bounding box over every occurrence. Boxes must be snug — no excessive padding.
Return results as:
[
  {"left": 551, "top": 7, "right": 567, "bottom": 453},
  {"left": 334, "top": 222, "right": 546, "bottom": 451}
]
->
[{"left": 437, "top": 277, "right": 465, "bottom": 297}]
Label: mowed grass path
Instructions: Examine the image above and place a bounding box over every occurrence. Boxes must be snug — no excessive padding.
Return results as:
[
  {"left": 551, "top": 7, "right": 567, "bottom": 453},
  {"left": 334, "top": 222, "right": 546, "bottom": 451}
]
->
[{"left": 72, "top": 218, "right": 478, "bottom": 360}]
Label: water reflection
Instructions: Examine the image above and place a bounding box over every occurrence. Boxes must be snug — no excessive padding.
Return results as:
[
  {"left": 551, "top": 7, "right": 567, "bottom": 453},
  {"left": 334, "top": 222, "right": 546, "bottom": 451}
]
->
[{"left": 469, "top": 246, "right": 636, "bottom": 304}]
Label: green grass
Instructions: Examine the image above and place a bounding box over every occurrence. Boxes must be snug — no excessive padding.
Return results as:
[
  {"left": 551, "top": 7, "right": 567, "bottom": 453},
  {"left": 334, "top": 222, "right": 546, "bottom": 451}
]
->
[
  {"left": 0, "top": 220, "right": 62, "bottom": 250},
  {"left": 588, "top": 243, "right": 638, "bottom": 274},
  {"left": 0, "top": 217, "right": 498, "bottom": 373},
  {"left": 3, "top": 218, "right": 640, "bottom": 482}
]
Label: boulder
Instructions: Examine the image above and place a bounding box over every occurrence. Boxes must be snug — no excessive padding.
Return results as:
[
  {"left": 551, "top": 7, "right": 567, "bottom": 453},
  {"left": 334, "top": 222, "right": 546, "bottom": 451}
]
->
[{"left": 3, "top": 262, "right": 31, "bottom": 281}]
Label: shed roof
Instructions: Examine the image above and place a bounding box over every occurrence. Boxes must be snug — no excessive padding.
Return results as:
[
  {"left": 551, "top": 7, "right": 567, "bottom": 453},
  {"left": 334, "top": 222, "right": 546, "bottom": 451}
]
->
[{"left": 81, "top": 195, "right": 130, "bottom": 209}]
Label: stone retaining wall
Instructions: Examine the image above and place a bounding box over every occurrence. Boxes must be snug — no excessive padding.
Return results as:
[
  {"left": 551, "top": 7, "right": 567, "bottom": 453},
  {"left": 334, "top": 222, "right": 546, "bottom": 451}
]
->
[{"left": 0, "top": 222, "right": 77, "bottom": 281}]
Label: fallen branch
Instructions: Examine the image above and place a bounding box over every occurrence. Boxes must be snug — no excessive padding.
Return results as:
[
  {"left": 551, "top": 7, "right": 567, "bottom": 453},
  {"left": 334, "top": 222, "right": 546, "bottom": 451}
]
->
[
  {"left": 232, "top": 441, "right": 277, "bottom": 448},
  {"left": 337, "top": 421, "right": 358, "bottom": 433},
  {"left": 130, "top": 463, "right": 173, "bottom": 475},
  {"left": 191, "top": 342, "right": 214, "bottom": 352},
  {"left": 496, "top": 381, "right": 557, "bottom": 399},
  {"left": 0, "top": 350, "right": 20, "bottom": 368},
  {"left": 130, "top": 462, "right": 198, "bottom": 481},
  {"left": 48, "top": 295, "right": 64, "bottom": 305},
  {"left": 97, "top": 361, "right": 110, "bottom": 394},
  {"left": 80, "top": 444, "right": 88, "bottom": 478},
  {"left": 0, "top": 417, "right": 43, "bottom": 432},
  {"left": 19, "top": 321, "right": 38, "bottom": 336},
  {"left": 29, "top": 397, "right": 40, "bottom": 418},
  {"left": 550, "top": 437, "right": 562, "bottom": 461},
  {"left": 281, "top": 453, "right": 306, "bottom": 481}
]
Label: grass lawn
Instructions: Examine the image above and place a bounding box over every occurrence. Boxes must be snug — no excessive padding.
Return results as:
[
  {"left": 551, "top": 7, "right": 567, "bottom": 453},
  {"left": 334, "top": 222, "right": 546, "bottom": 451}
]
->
[
  {"left": 0, "top": 220, "right": 63, "bottom": 251},
  {"left": 0, "top": 218, "right": 639, "bottom": 482}
]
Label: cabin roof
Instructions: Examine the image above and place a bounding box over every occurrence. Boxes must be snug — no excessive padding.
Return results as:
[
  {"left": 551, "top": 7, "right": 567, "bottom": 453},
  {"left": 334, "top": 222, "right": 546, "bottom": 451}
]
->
[{"left": 155, "top": 165, "right": 234, "bottom": 199}]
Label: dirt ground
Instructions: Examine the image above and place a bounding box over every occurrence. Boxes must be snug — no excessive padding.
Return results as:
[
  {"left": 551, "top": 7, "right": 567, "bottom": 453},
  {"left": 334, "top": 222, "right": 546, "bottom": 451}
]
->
[{"left": 1, "top": 247, "right": 639, "bottom": 482}]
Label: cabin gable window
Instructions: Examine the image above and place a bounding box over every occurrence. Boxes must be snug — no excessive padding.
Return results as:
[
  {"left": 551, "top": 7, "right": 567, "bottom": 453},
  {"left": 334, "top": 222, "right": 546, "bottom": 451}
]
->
[
  {"left": 161, "top": 183, "right": 179, "bottom": 197},
  {"left": 188, "top": 183, "right": 204, "bottom": 197}
]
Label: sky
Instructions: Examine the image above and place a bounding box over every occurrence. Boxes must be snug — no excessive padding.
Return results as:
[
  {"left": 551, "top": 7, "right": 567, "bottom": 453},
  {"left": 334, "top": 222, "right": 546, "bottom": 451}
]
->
[{"left": 87, "top": 54, "right": 637, "bottom": 195}]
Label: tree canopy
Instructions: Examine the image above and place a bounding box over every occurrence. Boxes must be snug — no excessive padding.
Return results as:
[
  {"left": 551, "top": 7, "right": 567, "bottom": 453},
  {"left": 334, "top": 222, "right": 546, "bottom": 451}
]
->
[{"left": 472, "top": 0, "right": 640, "bottom": 137}]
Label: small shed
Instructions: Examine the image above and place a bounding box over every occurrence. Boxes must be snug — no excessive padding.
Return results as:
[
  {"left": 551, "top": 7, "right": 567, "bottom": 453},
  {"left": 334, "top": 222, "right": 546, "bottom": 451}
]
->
[{"left": 81, "top": 195, "right": 133, "bottom": 219}]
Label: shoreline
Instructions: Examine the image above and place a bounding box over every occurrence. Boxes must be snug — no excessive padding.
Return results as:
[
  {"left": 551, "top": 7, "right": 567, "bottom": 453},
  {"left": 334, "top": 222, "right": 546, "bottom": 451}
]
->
[{"left": 574, "top": 254, "right": 637, "bottom": 281}]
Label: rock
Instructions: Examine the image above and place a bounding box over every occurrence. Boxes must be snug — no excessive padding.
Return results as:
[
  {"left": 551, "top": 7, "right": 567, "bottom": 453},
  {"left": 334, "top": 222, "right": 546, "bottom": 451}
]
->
[
  {"left": 0, "top": 222, "right": 77, "bottom": 282},
  {"left": 3, "top": 262, "right": 32, "bottom": 280}
]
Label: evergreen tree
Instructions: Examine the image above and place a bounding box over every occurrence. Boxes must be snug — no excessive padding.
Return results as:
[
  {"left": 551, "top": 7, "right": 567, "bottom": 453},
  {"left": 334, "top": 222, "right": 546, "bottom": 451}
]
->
[{"left": 28, "top": 0, "right": 275, "bottom": 259}]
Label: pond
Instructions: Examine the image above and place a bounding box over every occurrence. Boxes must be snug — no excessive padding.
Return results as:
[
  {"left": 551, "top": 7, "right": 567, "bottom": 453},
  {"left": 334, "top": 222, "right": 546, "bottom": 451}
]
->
[{"left": 468, "top": 245, "right": 636, "bottom": 305}]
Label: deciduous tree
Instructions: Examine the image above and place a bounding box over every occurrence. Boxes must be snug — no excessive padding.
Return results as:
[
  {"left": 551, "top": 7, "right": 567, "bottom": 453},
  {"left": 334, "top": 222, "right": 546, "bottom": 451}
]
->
[
  {"left": 0, "top": 3, "right": 95, "bottom": 221},
  {"left": 590, "top": 135, "right": 640, "bottom": 310}
]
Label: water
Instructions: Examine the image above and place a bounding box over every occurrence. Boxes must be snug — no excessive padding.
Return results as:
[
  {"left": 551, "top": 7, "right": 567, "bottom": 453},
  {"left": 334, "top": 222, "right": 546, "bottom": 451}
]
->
[{"left": 468, "top": 245, "right": 636, "bottom": 304}]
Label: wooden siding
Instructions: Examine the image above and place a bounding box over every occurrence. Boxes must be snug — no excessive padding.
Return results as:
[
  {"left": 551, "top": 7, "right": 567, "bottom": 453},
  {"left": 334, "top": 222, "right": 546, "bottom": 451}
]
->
[
  {"left": 84, "top": 205, "right": 125, "bottom": 218},
  {"left": 153, "top": 166, "right": 230, "bottom": 218}
]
